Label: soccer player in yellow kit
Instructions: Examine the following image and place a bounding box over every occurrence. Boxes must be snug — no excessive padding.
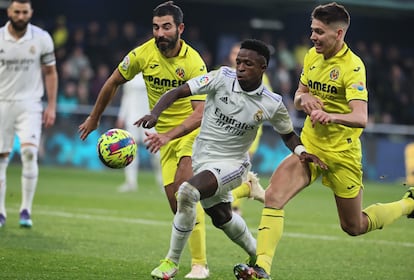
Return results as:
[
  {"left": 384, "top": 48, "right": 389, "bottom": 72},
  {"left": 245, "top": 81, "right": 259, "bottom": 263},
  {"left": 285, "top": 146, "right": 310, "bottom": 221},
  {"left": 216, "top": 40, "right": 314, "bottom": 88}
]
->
[
  {"left": 234, "top": 2, "right": 414, "bottom": 279},
  {"left": 79, "top": 2, "right": 210, "bottom": 278}
]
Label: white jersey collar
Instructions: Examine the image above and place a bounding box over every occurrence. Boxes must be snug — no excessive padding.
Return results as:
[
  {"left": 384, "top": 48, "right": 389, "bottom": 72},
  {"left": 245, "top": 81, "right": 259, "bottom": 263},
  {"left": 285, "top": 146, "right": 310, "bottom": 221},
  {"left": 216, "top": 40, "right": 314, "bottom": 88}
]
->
[
  {"left": 4, "top": 21, "right": 33, "bottom": 42},
  {"left": 233, "top": 78, "right": 264, "bottom": 96}
]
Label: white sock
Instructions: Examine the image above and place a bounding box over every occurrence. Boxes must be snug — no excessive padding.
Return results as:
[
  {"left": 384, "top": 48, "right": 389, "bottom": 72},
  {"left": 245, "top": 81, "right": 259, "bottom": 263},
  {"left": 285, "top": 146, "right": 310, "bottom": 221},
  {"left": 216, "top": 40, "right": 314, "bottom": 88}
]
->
[
  {"left": 221, "top": 212, "right": 257, "bottom": 256},
  {"left": 20, "top": 146, "right": 38, "bottom": 213},
  {"left": 166, "top": 221, "right": 194, "bottom": 264},
  {"left": 0, "top": 156, "right": 8, "bottom": 216},
  {"left": 124, "top": 156, "right": 138, "bottom": 188},
  {"left": 166, "top": 182, "right": 200, "bottom": 264},
  {"left": 151, "top": 152, "right": 163, "bottom": 186}
]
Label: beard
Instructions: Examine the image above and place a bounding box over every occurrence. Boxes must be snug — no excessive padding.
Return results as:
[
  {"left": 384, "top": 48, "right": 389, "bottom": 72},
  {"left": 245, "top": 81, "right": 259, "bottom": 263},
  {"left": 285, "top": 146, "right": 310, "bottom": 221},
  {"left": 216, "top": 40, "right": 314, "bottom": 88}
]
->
[
  {"left": 9, "top": 17, "right": 29, "bottom": 32},
  {"left": 155, "top": 30, "right": 179, "bottom": 52}
]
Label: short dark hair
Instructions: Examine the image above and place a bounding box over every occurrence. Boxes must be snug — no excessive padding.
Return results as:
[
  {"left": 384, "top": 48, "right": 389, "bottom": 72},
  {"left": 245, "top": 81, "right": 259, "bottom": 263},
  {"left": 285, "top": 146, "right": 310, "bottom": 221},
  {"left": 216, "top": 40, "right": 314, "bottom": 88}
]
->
[
  {"left": 312, "top": 2, "right": 350, "bottom": 27},
  {"left": 240, "top": 39, "right": 270, "bottom": 66},
  {"left": 153, "top": 1, "right": 184, "bottom": 26},
  {"left": 9, "top": 0, "right": 31, "bottom": 5}
]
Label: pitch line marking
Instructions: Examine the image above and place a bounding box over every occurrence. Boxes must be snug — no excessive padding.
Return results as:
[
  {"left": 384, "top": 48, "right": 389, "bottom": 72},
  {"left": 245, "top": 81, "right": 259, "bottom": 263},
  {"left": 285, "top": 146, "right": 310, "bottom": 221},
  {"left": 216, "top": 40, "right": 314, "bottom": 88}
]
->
[{"left": 7, "top": 206, "right": 414, "bottom": 248}]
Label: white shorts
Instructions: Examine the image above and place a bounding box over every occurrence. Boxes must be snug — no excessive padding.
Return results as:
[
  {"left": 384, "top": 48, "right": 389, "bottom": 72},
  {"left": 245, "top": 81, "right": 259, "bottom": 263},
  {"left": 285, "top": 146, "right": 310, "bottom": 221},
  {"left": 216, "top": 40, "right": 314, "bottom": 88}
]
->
[
  {"left": 0, "top": 100, "right": 42, "bottom": 153},
  {"left": 193, "top": 159, "right": 251, "bottom": 209}
]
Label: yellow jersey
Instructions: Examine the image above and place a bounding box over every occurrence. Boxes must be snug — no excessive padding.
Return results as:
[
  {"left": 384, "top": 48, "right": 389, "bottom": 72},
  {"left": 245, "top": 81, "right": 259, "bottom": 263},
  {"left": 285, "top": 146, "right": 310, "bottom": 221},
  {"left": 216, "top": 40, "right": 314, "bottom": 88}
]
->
[
  {"left": 300, "top": 43, "right": 368, "bottom": 152},
  {"left": 118, "top": 38, "right": 207, "bottom": 133}
]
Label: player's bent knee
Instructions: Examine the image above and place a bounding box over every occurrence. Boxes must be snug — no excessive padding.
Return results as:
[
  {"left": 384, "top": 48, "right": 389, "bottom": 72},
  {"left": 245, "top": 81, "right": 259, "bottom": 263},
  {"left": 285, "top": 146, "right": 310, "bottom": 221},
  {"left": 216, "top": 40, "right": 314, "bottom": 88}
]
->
[
  {"left": 177, "top": 182, "right": 200, "bottom": 212},
  {"left": 21, "top": 146, "right": 38, "bottom": 162},
  {"left": 340, "top": 222, "right": 363, "bottom": 236},
  {"left": 211, "top": 213, "right": 232, "bottom": 228},
  {"left": 264, "top": 187, "right": 287, "bottom": 208},
  {"left": 20, "top": 146, "right": 38, "bottom": 179},
  {"left": 205, "top": 203, "right": 232, "bottom": 228}
]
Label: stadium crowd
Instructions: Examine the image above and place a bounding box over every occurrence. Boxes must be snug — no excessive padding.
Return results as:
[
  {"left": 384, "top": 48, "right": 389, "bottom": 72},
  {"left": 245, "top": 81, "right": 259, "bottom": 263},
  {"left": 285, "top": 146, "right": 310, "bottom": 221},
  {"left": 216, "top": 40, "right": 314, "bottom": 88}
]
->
[{"left": 45, "top": 16, "right": 414, "bottom": 125}]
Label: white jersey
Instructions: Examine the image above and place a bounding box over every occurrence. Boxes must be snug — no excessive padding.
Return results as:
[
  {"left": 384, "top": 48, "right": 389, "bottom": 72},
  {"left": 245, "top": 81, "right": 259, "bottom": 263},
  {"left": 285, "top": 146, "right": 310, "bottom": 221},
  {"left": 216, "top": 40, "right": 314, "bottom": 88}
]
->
[
  {"left": 118, "top": 72, "right": 156, "bottom": 143},
  {"left": 187, "top": 66, "right": 294, "bottom": 163},
  {"left": 118, "top": 73, "right": 150, "bottom": 125},
  {"left": 0, "top": 22, "right": 56, "bottom": 101}
]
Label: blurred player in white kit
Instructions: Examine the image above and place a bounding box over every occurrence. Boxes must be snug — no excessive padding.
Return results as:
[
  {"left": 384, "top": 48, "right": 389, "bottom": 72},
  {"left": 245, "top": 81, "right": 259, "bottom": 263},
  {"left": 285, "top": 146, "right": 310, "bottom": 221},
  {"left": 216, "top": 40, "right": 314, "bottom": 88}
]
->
[
  {"left": 116, "top": 73, "right": 162, "bottom": 192},
  {"left": 0, "top": 0, "right": 58, "bottom": 228}
]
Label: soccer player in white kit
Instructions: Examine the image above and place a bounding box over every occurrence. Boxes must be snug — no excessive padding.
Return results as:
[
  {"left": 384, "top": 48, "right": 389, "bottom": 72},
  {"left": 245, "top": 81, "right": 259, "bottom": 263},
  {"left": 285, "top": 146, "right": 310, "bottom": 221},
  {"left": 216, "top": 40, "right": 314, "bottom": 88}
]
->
[
  {"left": 116, "top": 73, "right": 162, "bottom": 192},
  {"left": 0, "top": 0, "right": 58, "bottom": 228},
  {"left": 137, "top": 39, "right": 326, "bottom": 279}
]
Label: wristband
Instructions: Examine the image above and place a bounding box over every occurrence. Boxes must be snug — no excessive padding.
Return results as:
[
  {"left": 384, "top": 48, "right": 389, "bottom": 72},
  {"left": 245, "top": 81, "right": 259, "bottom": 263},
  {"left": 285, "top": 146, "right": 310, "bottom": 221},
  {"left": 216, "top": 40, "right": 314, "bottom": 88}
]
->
[{"left": 294, "top": 145, "right": 307, "bottom": 156}]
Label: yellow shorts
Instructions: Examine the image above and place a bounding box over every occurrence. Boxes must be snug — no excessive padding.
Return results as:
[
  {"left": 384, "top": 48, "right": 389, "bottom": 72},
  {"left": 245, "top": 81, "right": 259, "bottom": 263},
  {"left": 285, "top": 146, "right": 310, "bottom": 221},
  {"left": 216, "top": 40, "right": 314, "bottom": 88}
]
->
[
  {"left": 159, "top": 128, "right": 199, "bottom": 186},
  {"left": 305, "top": 139, "right": 364, "bottom": 199}
]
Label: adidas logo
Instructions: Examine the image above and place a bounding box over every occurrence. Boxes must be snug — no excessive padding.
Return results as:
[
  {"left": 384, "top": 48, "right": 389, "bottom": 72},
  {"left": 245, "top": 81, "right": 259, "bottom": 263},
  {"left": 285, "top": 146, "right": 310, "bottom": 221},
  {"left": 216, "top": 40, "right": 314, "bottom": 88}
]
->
[{"left": 219, "top": 96, "right": 228, "bottom": 104}]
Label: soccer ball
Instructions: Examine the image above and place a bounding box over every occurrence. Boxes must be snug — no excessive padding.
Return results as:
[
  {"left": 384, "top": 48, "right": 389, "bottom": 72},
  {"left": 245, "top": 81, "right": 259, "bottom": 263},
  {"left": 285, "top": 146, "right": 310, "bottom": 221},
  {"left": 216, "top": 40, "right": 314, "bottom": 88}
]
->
[{"left": 97, "top": 128, "right": 137, "bottom": 169}]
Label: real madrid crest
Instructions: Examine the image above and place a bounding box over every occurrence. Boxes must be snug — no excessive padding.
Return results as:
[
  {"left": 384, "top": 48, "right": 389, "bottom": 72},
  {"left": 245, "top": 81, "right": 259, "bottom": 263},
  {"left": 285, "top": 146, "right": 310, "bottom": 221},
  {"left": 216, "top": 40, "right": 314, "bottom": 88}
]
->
[
  {"left": 29, "top": 45, "right": 36, "bottom": 55},
  {"left": 254, "top": 110, "right": 263, "bottom": 122}
]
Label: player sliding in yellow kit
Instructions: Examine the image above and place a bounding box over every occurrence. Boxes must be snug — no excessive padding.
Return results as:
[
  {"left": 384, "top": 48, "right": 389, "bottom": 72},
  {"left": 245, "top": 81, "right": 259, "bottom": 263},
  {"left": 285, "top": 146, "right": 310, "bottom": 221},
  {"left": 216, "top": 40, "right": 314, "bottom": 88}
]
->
[{"left": 233, "top": 2, "right": 414, "bottom": 279}]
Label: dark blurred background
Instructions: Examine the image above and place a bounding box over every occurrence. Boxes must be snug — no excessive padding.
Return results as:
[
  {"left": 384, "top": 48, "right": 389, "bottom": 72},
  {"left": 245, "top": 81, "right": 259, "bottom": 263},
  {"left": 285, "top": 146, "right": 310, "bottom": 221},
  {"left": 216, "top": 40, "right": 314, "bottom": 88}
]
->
[
  {"left": 1, "top": 0, "right": 413, "bottom": 181},
  {"left": 2, "top": 0, "right": 412, "bottom": 123}
]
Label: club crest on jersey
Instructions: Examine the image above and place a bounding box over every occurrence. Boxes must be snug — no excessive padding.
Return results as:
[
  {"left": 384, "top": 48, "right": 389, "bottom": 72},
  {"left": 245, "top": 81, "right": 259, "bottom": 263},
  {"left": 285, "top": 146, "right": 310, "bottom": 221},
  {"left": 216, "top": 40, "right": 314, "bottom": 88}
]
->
[
  {"left": 121, "top": 56, "right": 130, "bottom": 71},
  {"left": 176, "top": 67, "right": 185, "bottom": 79},
  {"left": 254, "top": 110, "right": 263, "bottom": 122},
  {"left": 329, "top": 68, "right": 339, "bottom": 81},
  {"left": 197, "top": 75, "right": 209, "bottom": 86},
  {"left": 29, "top": 45, "right": 36, "bottom": 54}
]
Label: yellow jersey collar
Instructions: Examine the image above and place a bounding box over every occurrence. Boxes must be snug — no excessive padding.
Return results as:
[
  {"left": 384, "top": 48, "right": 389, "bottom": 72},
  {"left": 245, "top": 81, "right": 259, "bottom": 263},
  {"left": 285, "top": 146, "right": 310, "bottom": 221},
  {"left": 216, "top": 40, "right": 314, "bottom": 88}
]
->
[
  {"left": 177, "top": 39, "right": 188, "bottom": 57},
  {"left": 334, "top": 43, "right": 349, "bottom": 58}
]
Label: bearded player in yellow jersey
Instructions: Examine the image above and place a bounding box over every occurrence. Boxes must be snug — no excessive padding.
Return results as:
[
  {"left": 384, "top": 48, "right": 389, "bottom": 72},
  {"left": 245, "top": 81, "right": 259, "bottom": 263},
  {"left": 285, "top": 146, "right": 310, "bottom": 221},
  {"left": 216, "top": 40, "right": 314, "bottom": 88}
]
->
[
  {"left": 79, "top": 2, "right": 212, "bottom": 278},
  {"left": 79, "top": 2, "right": 264, "bottom": 278},
  {"left": 234, "top": 2, "right": 414, "bottom": 279}
]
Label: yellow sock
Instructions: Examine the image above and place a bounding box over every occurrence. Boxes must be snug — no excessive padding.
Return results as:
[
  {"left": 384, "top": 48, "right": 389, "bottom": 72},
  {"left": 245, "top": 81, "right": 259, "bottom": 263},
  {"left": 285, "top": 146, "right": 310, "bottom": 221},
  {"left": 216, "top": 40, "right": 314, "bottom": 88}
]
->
[
  {"left": 188, "top": 201, "right": 207, "bottom": 265},
  {"left": 232, "top": 197, "right": 244, "bottom": 209},
  {"left": 232, "top": 182, "right": 250, "bottom": 200},
  {"left": 363, "top": 198, "right": 413, "bottom": 232},
  {"left": 256, "top": 208, "right": 284, "bottom": 274}
]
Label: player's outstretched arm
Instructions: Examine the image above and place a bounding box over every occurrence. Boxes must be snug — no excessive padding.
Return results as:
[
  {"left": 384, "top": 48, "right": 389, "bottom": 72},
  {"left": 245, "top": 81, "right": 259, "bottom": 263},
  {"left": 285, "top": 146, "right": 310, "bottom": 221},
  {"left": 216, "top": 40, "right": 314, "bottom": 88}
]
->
[
  {"left": 143, "top": 100, "right": 204, "bottom": 153},
  {"left": 79, "top": 69, "right": 127, "bottom": 140},
  {"left": 280, "top": 131, "right": 328, "bottom": 170},
  {"left": 166, "top": 100, "right": 204, "bottom": 138},
  {"left": 310, "top": 99, "right": 367, "bottom": 128},
  {"left": 135, "top": 83, "right": 192, "bottom": 129},
  {"left": 294, "top": 81, "right": 323, "bottom": 115},
  {"left": 143, "top": 131, "right": 168, "bottom": 153}
]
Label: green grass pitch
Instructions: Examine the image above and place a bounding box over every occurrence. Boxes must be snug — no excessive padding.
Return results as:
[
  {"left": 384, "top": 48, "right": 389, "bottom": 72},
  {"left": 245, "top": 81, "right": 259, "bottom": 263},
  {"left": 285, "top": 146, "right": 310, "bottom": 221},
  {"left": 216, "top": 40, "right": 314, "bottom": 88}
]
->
[{"left": 0, "top": 164, "right": 412, "bottom": 279}]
